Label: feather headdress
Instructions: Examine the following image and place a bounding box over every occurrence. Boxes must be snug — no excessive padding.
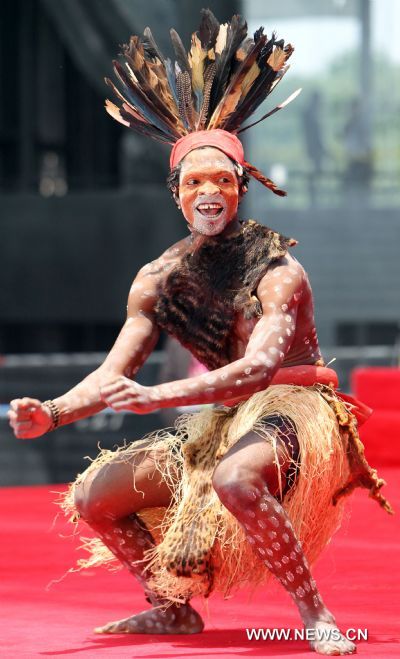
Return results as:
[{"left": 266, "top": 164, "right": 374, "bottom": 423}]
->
[{"left": 105, "top": 9, "right": 300, "bottom": 196}]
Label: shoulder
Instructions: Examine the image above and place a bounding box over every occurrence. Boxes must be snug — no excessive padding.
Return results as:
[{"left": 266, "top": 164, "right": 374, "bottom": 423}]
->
[
  {"left": 135, "top": 236, "right": 190, "bottom": 280},
  {"left": 127, "top": 237, "right": 190, "bottom": 309},
  {"left": 244, "top": 219, "right": 298, "bottom": 252},
  {"left": 140, "top": 237, "right": 190, "bottom": 276},
  {"left": 261, "top": 252, "right": 306, "bottom": 283},
  {"left": 256, "top": 254, "right": 307, "bottom": 306}
]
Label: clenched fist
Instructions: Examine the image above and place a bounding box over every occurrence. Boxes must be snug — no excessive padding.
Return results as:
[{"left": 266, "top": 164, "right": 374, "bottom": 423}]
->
[{"left": 8, "top": 398, "right": 53, "bottom": 439}]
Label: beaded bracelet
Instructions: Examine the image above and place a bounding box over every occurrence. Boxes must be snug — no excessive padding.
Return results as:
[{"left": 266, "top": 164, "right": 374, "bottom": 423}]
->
[{"left": 42, "top": 400, "right": 61, "bottom": 431}]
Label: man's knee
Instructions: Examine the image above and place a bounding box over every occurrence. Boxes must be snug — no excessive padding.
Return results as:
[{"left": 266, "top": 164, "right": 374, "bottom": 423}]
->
[
  {"left": 212, "top": 463, "right": 263, "bottom": 511},
  {"left": 73, "top": 466, "right": 115, "bottom": 523}
]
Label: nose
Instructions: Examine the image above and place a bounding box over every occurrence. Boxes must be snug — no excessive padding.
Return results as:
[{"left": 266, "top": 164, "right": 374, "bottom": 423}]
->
[{"left": 198, "top": 179, "right": 220, "bottom": 195}]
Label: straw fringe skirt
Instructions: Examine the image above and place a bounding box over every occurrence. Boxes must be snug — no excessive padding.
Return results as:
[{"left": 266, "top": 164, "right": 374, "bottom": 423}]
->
[{"left": 61, "top": 384, "right": 391, "bottom": 604}]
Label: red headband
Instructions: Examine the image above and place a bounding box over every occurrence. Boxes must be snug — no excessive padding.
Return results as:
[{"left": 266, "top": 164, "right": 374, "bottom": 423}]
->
[
  {"left": 169, "top": 129, "right": 244, "bottom": 170},
  {"left": 169, "top": 128, "right": 287, "bottom": 197}
]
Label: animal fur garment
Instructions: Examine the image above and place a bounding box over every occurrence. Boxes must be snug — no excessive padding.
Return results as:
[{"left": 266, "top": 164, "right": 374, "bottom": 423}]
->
[{"left": 154, "top": 220, "right": 297, "bottom": 371}]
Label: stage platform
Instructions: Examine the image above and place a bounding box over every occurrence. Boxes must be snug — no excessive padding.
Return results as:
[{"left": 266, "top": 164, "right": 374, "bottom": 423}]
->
[{"left": 0, "top": 466, "right": 399, "bottom": 658}]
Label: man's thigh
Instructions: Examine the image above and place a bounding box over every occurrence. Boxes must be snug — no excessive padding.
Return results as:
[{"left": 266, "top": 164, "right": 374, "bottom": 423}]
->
[
  {"left": 76, "top": 437, "right": 178, "bottom": 519},
  {"left": 213, "top": 415, "right": 299, "bottom": 498}
]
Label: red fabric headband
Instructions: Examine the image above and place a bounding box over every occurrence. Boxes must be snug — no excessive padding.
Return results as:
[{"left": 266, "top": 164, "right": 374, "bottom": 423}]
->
[
  {"left": 169, "top": 128, "right": 287, "bottom": 197},
  {"left": 169, "top": 129, "right": 245, "bottom": 170}
]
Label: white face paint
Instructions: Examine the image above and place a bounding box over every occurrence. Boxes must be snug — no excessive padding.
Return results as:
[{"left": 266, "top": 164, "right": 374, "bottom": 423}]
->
[{"left": 178, "top": 147, "right": 240, "bottom": 237}]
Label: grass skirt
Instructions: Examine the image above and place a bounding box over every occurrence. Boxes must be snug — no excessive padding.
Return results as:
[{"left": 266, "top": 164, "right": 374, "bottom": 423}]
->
[{"left": 61, "top": 384, "right": 391, "bottom": 604}]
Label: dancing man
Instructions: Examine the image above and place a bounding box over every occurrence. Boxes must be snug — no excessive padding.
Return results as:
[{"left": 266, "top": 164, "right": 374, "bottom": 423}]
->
[{"left": 9, "top": 11, "right": 391, "bottom": 655}]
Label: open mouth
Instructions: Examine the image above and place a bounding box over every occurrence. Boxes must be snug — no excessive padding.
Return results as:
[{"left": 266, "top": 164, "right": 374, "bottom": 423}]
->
[{"left": 196, "top": 203, "right": 223, "bottom": 218}]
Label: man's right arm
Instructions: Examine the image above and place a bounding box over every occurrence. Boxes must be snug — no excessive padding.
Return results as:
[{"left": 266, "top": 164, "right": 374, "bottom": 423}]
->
[{"left": 8, "top": 262, "right": 162, "bottom": 439}]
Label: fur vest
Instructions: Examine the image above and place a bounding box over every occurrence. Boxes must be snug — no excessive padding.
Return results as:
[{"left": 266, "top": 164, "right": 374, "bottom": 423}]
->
[{"left": 154, "top": 220, "right": 296, "bottom": 370}]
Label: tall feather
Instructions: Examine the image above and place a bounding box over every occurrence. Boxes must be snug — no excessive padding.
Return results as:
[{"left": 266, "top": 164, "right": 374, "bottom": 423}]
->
[
  {"left": 111, "top": 60, "right": 180, "bottom": 139},
  {"left": 208, "top": 34, "right": 266, "bottom": 129},
  {"left": 198, "top": 8, "right": 220, "bottom": 50},
  {"left": 224, "top": 40, "right": 294, "bottom": 132},
  {"left": 237, "top": 88, "right": 302, "bottom": 134},
  {"left": 177, "top": 70, "right": 196, "bottom": 131},
  {"left": 142, "top": 26, "right": 165, "bottom": 62},
  {"left": 197, "top": 62, "right": 216, "bottom": 130},
  {"left": 188, "top": 33, "right": 208, "bottom": 113},
  {"left": 105, "top": 99, "right": 171, "bottom": 143},
  {"left": 164, "top": 57, "right": 179, "bottom": 106},
  {"left": 209, "top": 15, "right": 248, "bottom": 112},
  {"left": 122, "top": 37, "right": 181, "bottom": 128},
  {"left": 170, "top": 28, "right": 191, "bottom": 76}
]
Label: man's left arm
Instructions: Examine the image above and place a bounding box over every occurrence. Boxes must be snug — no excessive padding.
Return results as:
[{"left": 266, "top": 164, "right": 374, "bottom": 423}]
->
[{"left": 100, "top": 258, "right": 305, "bottom": 412}]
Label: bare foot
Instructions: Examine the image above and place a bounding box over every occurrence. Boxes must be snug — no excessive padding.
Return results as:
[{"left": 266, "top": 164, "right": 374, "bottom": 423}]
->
[
  {"left": 305, "top": 613, "right": 356, "bottom": 655},
  {"left": 94, "top": 602, "right": 204, "bottom": 635}
]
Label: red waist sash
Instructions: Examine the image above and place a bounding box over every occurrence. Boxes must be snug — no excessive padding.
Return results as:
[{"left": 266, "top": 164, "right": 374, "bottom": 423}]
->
[{"left": 270, "top": 365, "right": 372, "bottom": 427}]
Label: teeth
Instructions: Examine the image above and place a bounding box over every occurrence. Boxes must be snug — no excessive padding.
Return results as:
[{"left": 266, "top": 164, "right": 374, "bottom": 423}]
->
[{"left": 197, "top": 203, "right": 222, "bottom": 210}]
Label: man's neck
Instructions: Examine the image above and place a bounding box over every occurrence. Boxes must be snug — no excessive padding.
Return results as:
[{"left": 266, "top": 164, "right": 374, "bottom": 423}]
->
[{"left": 190, "top": 216, "right": 242, "bottom": 243}]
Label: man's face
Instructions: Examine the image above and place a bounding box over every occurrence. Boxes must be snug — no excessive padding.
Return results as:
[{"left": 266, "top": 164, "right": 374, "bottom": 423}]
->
[{"left": 178, "top": 147, "right": 240, "bottom": 236}]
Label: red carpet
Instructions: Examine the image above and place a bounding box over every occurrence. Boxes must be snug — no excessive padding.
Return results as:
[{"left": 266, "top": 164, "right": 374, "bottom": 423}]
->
[{"left": 0, "top": 469, "right": 399, "bottom": 658}]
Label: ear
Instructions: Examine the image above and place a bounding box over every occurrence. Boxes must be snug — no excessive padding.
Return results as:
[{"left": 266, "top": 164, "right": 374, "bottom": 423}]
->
[
  {"left": 171, "top": 185, "right": 181, "bottom": 208},
  {"left": 239, "top": 184, "right": 248, "bottom": 198}
]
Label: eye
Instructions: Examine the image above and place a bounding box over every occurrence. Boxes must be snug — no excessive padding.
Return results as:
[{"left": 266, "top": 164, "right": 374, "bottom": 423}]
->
[
  {"left": 219, "top": 177, "right": 231, "bottom": 183},
  {"left": 185, "top": 178, "right": 199, "bottom": 186}
]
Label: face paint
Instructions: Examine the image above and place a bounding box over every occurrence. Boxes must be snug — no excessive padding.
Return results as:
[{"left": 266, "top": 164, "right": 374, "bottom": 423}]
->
[{"left": 178, "top": 147, "right": 240, "bottom": 236}]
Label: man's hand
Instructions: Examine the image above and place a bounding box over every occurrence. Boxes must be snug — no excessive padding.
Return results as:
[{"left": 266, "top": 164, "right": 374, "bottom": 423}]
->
[
  {"left": 99, "top": 376, "right": 158, "bottom": 414},
  {"left": 8, "top": 398, "right": 53, "bottom": 439}
]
